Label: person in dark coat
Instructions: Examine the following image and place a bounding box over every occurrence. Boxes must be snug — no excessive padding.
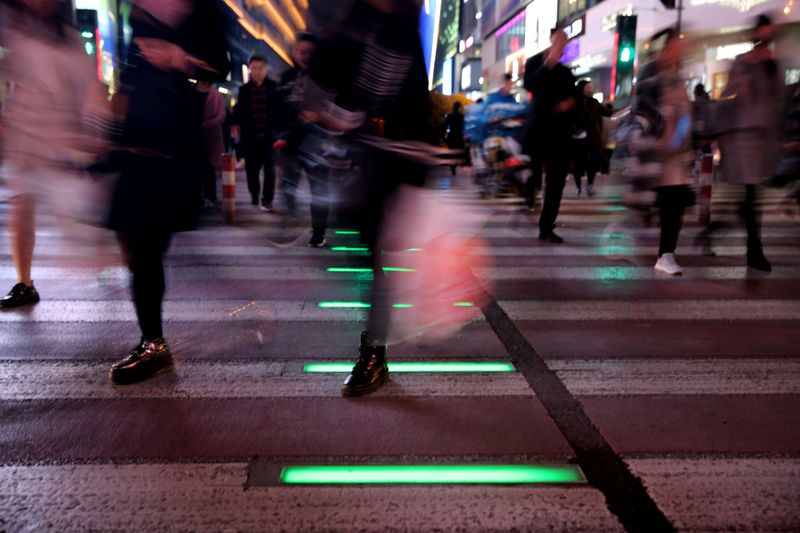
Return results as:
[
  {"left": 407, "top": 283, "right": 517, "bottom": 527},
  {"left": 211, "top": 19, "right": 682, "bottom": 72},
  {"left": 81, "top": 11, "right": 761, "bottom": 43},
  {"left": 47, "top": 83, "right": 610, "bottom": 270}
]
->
[
  {"left": 527, "top": 29, "right": 577, "bottom": 243},
  {"left": 107, "top": 0, "right": 230, "bottom": 384},
  {"left": 233, "top": 56, "right": 280, "bottom": 211},
  {"left": 443, "top": 101, "right": 465, "bottom": 176},
  {"left": 572, "top": 79, "right": 612, "bottom": 197},
  {"left": 308, "top": 0, "right": 431, "bottom": 397},
  {"left": 276, "top": 32, "right": 331, "bottom": 247}
]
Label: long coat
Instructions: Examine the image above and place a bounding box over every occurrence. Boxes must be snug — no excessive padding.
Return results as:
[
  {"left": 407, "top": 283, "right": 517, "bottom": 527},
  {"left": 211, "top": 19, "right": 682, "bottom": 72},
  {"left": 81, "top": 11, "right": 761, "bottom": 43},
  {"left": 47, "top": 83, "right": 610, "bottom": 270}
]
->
[
  {"left": 720, "top": 51, "right": 782, "bottom": 185},
  {"left": 107, "top": 0, "right": 230, "bottom": 233}
]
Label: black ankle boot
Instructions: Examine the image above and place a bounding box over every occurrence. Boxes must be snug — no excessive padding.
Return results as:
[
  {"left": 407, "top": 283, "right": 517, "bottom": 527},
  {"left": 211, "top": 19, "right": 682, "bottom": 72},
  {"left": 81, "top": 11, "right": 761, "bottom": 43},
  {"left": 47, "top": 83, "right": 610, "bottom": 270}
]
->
[
  {"left": 341, "top": 333, "right": 388, "bottom": 397},
  {"left": 110, "top": 338, "right": 173, "bottom": 384},
  {"left": 747, "top": 249, "right": 772, "bottom": 272}
]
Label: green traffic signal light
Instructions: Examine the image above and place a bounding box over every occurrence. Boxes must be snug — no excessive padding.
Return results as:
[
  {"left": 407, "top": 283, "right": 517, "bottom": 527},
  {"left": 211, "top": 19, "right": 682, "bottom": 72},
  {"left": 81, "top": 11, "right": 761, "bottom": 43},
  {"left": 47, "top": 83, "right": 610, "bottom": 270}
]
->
[
  {"left": 84, "top": 41, "right": 95, "bottom": 56},
  {"left": 620, "top": 46, "right": 634, "bottom": 63}
]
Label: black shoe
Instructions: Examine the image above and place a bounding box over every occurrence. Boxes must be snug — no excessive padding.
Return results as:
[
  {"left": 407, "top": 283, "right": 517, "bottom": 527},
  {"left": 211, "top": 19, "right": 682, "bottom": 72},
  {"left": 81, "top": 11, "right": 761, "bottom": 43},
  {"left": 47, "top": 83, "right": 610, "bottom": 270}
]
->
[
  {"left": 747, "top": 250, "right": 772, "bottom": 272},
  {"left": 539, "top": 232, "right": 563, "bottom": 244},
  {"left": 342, "top": 333, "right": 388, "bottom": 397},
  {"left": 110, "top": 338, "right": 173, "bottom": 384},
  {"left": 309, "top": 229, "right": 326, "bottom": 248},
  {"left": 694, "top": 233, "right": 716, "bottom": 257},
  {"left": 0, "top": 282, "right": 40, "bottom": 309}
]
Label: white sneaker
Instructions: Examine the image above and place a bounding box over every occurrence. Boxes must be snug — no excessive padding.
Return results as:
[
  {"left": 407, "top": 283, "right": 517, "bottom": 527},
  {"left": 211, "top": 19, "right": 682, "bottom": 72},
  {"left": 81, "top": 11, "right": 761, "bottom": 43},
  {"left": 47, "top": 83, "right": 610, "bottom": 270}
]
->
[{"left": 655, "top": 253, "right": 683, "bottom": 275}]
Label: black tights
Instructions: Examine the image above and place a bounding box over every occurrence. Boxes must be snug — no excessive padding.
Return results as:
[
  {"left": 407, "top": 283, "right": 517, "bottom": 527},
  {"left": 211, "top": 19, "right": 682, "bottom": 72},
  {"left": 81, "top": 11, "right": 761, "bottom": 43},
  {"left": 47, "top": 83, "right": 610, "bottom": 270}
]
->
[
  {"left": 120, "top": 232, "right": 172, "bottom": 341},
  {"left": 656, "top": 186, "right": 689, "bottom": 256}
]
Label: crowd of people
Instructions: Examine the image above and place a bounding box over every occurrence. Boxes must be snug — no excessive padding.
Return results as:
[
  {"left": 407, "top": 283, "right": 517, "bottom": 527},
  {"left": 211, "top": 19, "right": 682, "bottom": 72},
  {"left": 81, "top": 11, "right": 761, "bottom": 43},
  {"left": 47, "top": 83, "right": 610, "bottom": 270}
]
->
[{"left": 0, "top": 0, "right": 798, "bottom": 397}]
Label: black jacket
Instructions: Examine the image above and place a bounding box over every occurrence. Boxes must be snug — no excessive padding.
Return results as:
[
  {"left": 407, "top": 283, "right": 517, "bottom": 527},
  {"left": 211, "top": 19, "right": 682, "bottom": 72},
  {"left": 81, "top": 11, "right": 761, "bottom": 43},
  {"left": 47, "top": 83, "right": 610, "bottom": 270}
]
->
[{"left": 233, "top": 79, "right": 280, "bottom": 153}]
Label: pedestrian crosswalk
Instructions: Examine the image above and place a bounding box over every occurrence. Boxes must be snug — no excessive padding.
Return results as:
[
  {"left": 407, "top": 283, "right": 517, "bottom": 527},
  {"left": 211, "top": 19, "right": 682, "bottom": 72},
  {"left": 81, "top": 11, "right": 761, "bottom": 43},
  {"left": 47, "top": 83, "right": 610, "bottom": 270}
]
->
[{"left": 0, "top": 175, "right": 799, "bottom": 531}]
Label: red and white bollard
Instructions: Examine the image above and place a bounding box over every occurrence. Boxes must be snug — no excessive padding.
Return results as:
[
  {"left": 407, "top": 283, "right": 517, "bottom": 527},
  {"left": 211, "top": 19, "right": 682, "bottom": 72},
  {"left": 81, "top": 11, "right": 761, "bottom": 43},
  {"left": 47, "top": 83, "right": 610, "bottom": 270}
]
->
[
  {"left": 221, "top": 153, "right": 236, "bottom": 225},
  {"left": 697, "top": 154, "right": 714, "bottom": 225}
]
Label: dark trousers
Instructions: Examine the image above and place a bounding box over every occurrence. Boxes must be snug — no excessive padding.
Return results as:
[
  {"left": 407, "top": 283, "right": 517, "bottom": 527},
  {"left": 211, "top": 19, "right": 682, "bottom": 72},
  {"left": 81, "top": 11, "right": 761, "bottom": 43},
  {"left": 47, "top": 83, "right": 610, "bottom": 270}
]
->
[
  {"left": 573, "top": 139, "right": 599, "bottom": 190},
  {"left": 120, "top": 231, "right": 172, "bottom": 341},
  {"left": 656, "top": 186, "right": 689, "bottom": 256},
  {"left": 203, "top": 164, "right": 217, "bottom": 203},
  {"left": 698, "top": 184, "right": 764, "bottom": 252},
  {"left": 245, "top": 145, "right": 275, "bottom": 206},
  {"left": 538, "top": 154, "right": 569, "bottom": 235},
  {"left": 282, "top": 155, "right": 330, "bottom": 231}
]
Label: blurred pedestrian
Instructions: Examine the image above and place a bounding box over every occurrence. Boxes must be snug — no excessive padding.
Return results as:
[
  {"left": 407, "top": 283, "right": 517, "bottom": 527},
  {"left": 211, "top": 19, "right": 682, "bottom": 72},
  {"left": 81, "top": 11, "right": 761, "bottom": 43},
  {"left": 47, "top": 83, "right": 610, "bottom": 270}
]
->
[
  {"left": 572, "top": 79, "right": 611, "bottom": 197},
  {"left": 107, "top": 0, "right": 229, "bottom": 384},
  {"left": 0, "top": 0, "right": 103, "bottom": 308},
  {"left": 528, "top": 29, "right": 577, "bottom": 244},
  {"left": 776, "top": 82, "right": 800, "bottom": 215},
  {"left": 636, "top": 29, "right": 694, "bottom": 275},
  {"left": 714, "top": 14, "right": 782, "bottom": 271},
  {"left": 276, "top": 32, "right": 330, "bottom": 247},
  {"left": 196, "top": 80, "right": 225, "bottom": 207},
  {"left": 232, "top": 55, "right": 279, "bottom": 211},
  {"left": 310, "top": 0, "right": 431, "bottom": 396},
  {"left": 442, "top": 101, "right": 464, "bottom": 176}
]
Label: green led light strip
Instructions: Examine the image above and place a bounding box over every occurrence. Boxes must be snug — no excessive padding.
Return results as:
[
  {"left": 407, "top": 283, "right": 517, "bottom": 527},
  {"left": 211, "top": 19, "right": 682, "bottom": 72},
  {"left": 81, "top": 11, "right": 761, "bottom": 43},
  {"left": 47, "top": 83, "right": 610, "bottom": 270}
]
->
[
  {"left": 326, "top": 267, "right": 416, "bottom": 273},
  {"left": 330, "top": 247, "right": 370, "bottom": 252},
  {"left": 304, "top": 361, "right": 516, "bottom": 373},
  {"left": 334, "top": 230, "right": 361, "bottom": 235},
  {"left": 318, "top": 302, "right": 371, "bottom": 309},
  {"left": 280, "top": 464, "right": 585, "bottom": 485}
]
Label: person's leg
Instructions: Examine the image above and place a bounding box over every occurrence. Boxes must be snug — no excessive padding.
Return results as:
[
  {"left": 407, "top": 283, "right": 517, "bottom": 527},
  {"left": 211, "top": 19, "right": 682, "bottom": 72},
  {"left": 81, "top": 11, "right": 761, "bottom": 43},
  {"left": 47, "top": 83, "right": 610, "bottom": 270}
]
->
[
  {"left": 309, "top": 167, "right": 330, "bottom": 232},
  {"left": 245, "top": 153, "right": 263, "bottom": 206},
  {"left": 204, "top": 165, "right": 218, "bottom": 204},
  {"left": 9, "top": 193, "right": 35, "bottom": 285},
  {"left": 261, "top": 145, "right": 276, "bottom": 208},
  {"left": 281, "top": 155, "right": 302, "bottom": 217},
  {"left": 741, "top": 184, "right": 771, "bottom": 270},
  {"left": 656, "top": 187, "right": 684, "bottom": 257},
  {"left": 1, "top": 193, "right": 41, "bottom": 308},
  {"left": 110, "top": 231, "right": 174, "bottom": 384},
  {"left": 124, "top": 232, "right": 172, "bottom": 341},
  {"left": 539, "top": 156, "right": 567, "bottom": 239}
]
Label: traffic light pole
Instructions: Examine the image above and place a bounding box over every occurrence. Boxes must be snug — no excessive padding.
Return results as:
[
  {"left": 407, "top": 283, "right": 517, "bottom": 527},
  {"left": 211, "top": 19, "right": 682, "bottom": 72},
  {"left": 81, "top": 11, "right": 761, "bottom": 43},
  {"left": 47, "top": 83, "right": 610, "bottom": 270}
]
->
[{"left": 677, "top": 0, "right": 684, "bottom": 32}]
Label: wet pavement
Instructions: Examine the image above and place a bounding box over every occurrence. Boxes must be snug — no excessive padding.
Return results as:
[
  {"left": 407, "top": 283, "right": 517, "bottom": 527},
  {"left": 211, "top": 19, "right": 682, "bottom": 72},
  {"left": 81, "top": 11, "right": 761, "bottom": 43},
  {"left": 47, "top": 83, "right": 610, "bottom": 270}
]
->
[{"left": 1, "top": 173, "right": 799, "bottom": 532}]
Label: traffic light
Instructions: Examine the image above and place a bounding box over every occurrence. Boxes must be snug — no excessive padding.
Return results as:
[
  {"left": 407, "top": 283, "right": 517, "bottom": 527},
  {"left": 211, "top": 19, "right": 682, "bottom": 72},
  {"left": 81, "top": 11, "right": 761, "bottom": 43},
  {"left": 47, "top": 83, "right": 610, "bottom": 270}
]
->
[
  {"left": 75, "top": 9, "right": 102, "bottom": 81},
  {"left": 611, "top": 14, "right": 637, "bottom": 108}
]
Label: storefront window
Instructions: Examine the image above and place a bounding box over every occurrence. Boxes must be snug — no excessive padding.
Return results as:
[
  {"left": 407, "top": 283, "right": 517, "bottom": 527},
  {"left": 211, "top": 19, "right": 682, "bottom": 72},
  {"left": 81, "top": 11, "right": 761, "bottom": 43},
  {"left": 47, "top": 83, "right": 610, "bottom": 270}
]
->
[{"left": 495, "top": 11, "right": 526, "bottom": 61}]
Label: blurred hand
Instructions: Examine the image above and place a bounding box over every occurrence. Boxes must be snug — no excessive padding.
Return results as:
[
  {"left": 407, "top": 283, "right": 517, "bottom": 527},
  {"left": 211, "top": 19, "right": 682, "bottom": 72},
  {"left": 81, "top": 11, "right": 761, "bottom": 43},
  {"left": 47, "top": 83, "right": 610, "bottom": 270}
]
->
[
  {"left": 554, "top": 98, "right": 575, "bottom": 115},
  {"left": 298, "top": 111, "right": 319, "bottom": 125},
  {"left": 135, "top": 38, "right": 184, "bottom": 71},
  {"left": 231, "top": 126, "right": 240, "bottom": 143},
  {"left": 273, "top": 139, "right": 288, "bottom": 150}
]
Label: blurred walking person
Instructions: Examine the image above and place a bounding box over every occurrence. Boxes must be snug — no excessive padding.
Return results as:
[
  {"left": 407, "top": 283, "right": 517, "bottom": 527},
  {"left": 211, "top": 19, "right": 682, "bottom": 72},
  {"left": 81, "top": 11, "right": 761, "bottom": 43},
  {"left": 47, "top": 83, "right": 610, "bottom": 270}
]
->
[
  {"left": 0, "top": 0, "right": 102, "bottom": 308},
  {"left": 309, "top": 0, "right": 432, "bottom": 396},
  {"left": 572, "top": 79, "right": 611, "bottom": 197},
  {"left": 528, "top": 29, "right": 577, "bottom": 244},
  {"left": 196, "top": 80, "right": 225, "bottom": 207},
  {"left": 107, "top": 0, "right": 229, "bottom": 384},
  {"left": 277, "top": 32, "right": 330, "bottom": 247},
  {"left": 636, "top": 29, "right": 694, "bottom": 275},
  {"left": 443, "top": 101, "right": 464, "bottom": 177},
  {"left": 233, "top": 56, "right": 279, "bottom": 211},
  {"left": 713, "top": 14, "right": 782, "bottom": 271}
]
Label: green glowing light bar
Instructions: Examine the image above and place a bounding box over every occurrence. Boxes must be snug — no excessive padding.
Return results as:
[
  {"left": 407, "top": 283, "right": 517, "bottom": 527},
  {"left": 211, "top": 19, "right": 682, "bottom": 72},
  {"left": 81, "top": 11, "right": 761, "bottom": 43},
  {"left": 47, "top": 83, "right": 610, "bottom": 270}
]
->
[
  {"left": 326, "top": 267, "right": 416, "bottom": 273},
  {"left": 318, "top": 302, "right": 371, "bottom": 309},
  {"left": 392, "top": 303, "right": 413, "bottom": 308},
  {"left": 304, "top": 361, "right": 516, "bottom": 373},
  {"left": 406, "top": 248, "right": 423, "bottom": 252},
  {"left": 280, "top": 464, "right": 585, "bottom": 484},
  {"left": 335, "top": 230, "right": 361, "bottom": 235},
  {"left": 453, "top": 302, "right": 475, "bottom": 307},
  {"left": 330, "top": 246, "right": 369, "bottom": 252}
]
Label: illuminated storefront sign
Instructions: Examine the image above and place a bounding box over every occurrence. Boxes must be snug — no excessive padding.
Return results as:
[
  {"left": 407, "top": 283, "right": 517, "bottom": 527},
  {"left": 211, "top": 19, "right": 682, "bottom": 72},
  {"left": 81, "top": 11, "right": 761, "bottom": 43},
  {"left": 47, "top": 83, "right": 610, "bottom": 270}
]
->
[
  {"left": 690, "top": 0, "right": 770, "bottom": 12},
  {"left": 524, "top": 0, "right": 558, "bottom": 58},
  {"left": 715, "top": 41, "right": 754, "bottom": 60},
  {"left": 562, "top": 16, "right": 586, "bottom": 40}
]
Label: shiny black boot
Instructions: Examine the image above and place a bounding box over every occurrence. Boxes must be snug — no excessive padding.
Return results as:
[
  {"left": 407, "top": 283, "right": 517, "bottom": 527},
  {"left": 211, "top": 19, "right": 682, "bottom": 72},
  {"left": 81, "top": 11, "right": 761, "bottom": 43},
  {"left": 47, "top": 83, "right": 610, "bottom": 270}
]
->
[
  {"left": 341, "top": 333, "right": 388, "bottom": 397},
  {"left": 0, "top": 282, "right": 40, "bottom": 309},
  {"left": 110, "top": 338, "right": 173, "bottom": 384}
]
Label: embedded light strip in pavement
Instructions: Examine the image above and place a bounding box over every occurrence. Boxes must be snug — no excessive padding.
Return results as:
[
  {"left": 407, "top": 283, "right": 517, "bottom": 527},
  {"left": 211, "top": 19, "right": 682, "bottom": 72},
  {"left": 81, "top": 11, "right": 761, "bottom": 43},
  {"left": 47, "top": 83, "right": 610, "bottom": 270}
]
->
[
  {"left": 318, "top": 302, "right": 474, "bottom": 309},
  {"left": 334, "top": 230, "right": 360, "bottom": 235},
  {"left": 280, "top": 464, "right": 586, "bottom": 485},
  {"left": 326, "top": 267, "right": 417, "bottom": 273},
  {"left": 303, "top": 361, "right": 516, "bottom": 373},
  {"left": 330, "top": 247, "right": 370, "bottom": 252}
]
